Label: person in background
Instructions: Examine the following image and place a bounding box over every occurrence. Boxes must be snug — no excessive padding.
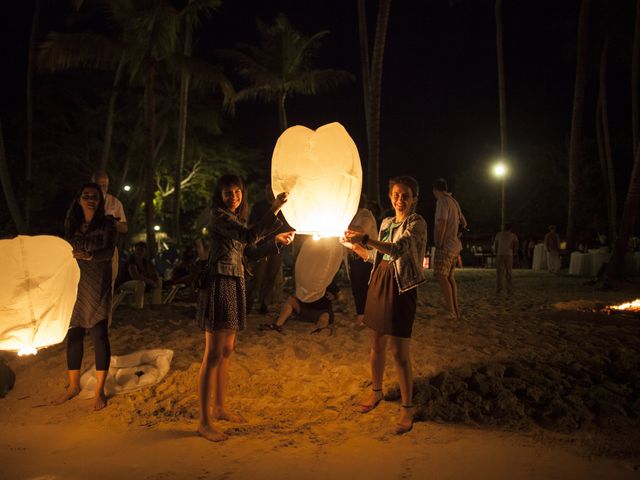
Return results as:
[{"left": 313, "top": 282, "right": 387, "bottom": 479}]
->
[
  {"left": 53, "top": 182, "right": 117, "bottom": 411},
  {"left": 92, "top": 171, "right": 127, "bottom": 295},
  {"left": 260, "top": 281, "right": 341, "bottom": 334},
  {"left": 196, "top": 174, "right": 288, "bottom": 442},
  {"left": 544, "top": 225, "right": 561, "bottom": 273},
  {"left": 346, "top": 197, "right": 378, "bottom": 326},
  {"left": 246, "top": 183, "right": 288, "bottom": 314},
  {"left": 118, "top": 242, "right": 162, "bottom": 308},
  {"left": 493, "top": 224, "right": 519, "bottom": 295},
  {"left": 432, "top": 178, "right": 467, "bottom": 319},
  {"left": 345, "top": 175, "right": 427, "bottom": 436}
]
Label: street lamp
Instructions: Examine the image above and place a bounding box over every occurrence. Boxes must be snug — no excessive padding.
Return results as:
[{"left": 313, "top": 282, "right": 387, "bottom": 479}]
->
[{"left": 492, "top": 161, "right": 508, "bottom": 231}]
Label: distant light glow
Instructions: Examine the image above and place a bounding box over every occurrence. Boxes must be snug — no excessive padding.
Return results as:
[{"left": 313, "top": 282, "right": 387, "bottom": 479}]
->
[
  {"left": 313, "top": 234, "right": 322, "bottom": 241},
  {"left": 154, "top": 225, "right": 161, "bottom": 231},
  {"left": 493, "top": 163, "right": 507, "bottom": 177},
  {"left": 123, "top": 185, "right": 132, "bottom": 192}
]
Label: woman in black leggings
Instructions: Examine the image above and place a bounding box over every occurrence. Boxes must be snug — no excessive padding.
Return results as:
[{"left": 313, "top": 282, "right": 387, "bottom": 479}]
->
[{"left": 53, "top": 182, "right": 116, "bottom": 411}]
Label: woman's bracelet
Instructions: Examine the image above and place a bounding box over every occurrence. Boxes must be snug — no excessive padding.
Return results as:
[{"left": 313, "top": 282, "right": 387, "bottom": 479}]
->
[{"left": 361, "top": 234, "right": 369, "bottom": 246}]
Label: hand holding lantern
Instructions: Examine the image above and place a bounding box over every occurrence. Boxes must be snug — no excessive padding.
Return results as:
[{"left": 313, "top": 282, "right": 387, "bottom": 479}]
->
[{"left": 271, "top": 192, "right": 289, "bottom": 214}]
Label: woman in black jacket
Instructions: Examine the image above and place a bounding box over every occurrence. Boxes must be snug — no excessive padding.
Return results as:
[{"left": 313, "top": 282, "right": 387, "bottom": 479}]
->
[{"left": 196, "top": 174, "right": 288, "bottom": 442}]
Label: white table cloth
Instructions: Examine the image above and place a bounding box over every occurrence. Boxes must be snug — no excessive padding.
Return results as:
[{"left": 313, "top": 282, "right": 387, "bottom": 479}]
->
[{"left": 532, "top": 243, "right": 547, "bottom": 271}]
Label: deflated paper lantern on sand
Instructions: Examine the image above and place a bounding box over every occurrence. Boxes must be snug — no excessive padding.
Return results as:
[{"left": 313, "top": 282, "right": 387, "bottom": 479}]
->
[
  {"left": 295, "top": 237, "right": 344, "bottom": 303},
  {"left": 0, "top": 236, "right": 80, "bottom": 355},
  {"left": 272, "top": 122, "right": 362, "bottom": 238}
]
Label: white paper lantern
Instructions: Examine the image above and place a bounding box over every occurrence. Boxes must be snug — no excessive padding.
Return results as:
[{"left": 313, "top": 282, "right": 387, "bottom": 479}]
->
[
  {"left": 0, "top": 236, "right": 80, "bottom": 355},
  {"left": 295, "top": 237, "right": 343, "bottom": 303},
  {"left": 272, "top": 122, "right": 362, "bottom": 238}
]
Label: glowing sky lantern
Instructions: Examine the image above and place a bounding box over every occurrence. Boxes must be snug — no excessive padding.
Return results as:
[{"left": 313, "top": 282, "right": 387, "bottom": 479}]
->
[
  {"left": 295, "top": 237, "right": 344, "bottom": 303},
  {"left": 0, "top": 236, "right": 80, "bottom": 356},
  {"left": 271, "top": 122, "right": 362, "bottom": 238}
]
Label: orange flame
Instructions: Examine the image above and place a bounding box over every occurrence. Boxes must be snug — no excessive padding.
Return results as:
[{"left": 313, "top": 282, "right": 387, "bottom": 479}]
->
[{"left": 607, "top": 298, "right": 640, "bottom": 312}]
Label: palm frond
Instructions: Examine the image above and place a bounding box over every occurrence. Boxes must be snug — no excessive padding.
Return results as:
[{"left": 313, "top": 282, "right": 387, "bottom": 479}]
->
[
  {"left": 37, "top": 32, "right": 123, "bottom": 72},
  {"left": 287, "top": 69, "right": 354, "bottom": 96},
  {"left": 164, "top": 54, "right": 235, "bottom": 106}
]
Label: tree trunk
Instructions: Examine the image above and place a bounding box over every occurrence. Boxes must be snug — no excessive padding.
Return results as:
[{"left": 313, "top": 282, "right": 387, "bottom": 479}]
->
[
  {"left": 632, "top": 0, "right": 640, "bottom": 156},
  {"left": 566, "top": 0, "right": 591, "bottom": 252},
  {"left": 357, "top": 0, "right": 372, "bottom": 172},
  {"left": 606, "top": 1, "right": 640, "bottom": 279},
  {"left": 495, "top": 0, "right": 507, "bottom": 159},
  {"left": 606, "top": 142, "right": 640, "bottom": 279},
  {"left": 172, "top": 16, "right": 193, "bottom": 241},
  {"left": 25, "top": 0, "right": 41, "bottom": 231},
  {"left": 278, "top": 92, "right": 288, "bottom": 132},
  {"left": 144, "top": 62, "right": 158, "bottom": 259},
  {"left": 495, "top": 0, "right": 507, "bottom": 231},
  {"left": 367, "top": 0, "right": 392, "bottom": 206},
  {"left": 99, "top": 55, "right": 125, "bottom": 172},
  {"left": 0, "top": 119, "right": 27, "bottom": 234},
  {"left": 597, "top": 35, "right": 617, "bottom": 244}
]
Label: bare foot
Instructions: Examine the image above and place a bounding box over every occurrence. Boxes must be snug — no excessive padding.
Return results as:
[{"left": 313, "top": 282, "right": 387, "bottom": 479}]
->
[
  {"left": 395, "top": 406, "right": 414, "bottom": 435},
  {"left": 212, "top": 409, "right": 246, "bottom": 423},
  {"left": 198, "top": 423, "right": 228, "bottom": 442},
  {"left": 51, "top": 386, "right": 80, "bottom": 405},
  {"left": 93, "top": 391, "right": 108, "bottom": 411}
]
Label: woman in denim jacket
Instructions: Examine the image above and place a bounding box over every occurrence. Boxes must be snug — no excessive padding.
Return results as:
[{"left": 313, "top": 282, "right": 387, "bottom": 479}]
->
[
  {"left": 345, "top": 176, "right": 427, "bottom": 435},
  {"left": 196, "top": 174, "right": 288, "bottom": 442}
]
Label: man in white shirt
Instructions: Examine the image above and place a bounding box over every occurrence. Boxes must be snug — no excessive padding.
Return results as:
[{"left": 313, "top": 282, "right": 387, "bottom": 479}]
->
[
  {"left": 432, "top": 178, "right": 467, "bottom": 319},
  {"left": 493, "top": 224, "right": 519, "bottom": 294},
  {"left": 92, "top": 171, "right": 128, "bottom": 293}
]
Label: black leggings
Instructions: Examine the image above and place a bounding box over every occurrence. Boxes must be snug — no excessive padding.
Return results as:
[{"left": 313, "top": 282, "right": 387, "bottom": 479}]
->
[
  {"left": 66, "top": 320, "right": 111, "bottom": 371},
  {"left": 349, "top": 256, "right": 374, "bottom": 315}
]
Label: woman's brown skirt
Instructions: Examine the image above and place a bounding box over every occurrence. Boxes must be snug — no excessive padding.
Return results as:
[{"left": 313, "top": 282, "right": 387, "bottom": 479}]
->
[{"left": 363, "top": 260, "right": 417, "bottom": 338}]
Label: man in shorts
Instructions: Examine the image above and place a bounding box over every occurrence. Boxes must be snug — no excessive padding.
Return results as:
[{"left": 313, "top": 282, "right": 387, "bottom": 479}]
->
[
  {"left": 261, "top": 282, "right": 341, "bottom": 334},
  {"left": 432, "top": 178, "right": 467, "bottom": 319}
]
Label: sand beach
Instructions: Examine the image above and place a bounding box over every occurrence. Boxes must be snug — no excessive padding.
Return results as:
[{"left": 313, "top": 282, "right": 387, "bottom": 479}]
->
[{"left": 1, "top": 269, "right": 639, "bottom": 479}]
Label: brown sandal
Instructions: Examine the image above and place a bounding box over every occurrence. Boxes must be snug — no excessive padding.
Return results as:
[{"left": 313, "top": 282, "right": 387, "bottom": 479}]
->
[{"left": 359, "top": 388, "right": 383, "bottom": 414}]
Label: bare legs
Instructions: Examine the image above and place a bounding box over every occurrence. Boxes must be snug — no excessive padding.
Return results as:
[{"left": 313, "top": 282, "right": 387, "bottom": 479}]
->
[
  {"left": 436, "top": 271, "right": 459, "bottom": 318},
  {"left": 274, "top": 296, "right": 299, "bottom": 328},
  {"left": 198, "top": 329, "right": 242, "bottom": 442},
  {"left": 389, "top": 337, "right": 414, "bottom": 432},
  {"left": 362, "top": 330, "right": 414, "bottom": 433}
]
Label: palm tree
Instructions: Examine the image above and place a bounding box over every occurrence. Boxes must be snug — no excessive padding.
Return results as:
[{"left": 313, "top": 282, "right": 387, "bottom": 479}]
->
[
  {"left": 357, "top": 0, "right": 391, "bottom": 205},
  {"left": 218, "top": 14, "right": 353, "bottom": 132},
  {"left": 595, "top": 33, "right": 616, "bottom": 244},
  {"left": 25, "top": 0, "right": 42, "bottom": 231},
  {"left": 495, "top": 0, "right": 507, "bottom": 231},
  {"left": 606, "top": 0, "right": 640, "bottom": 279},
  {"left": 172, "top": 0, "right": 221, "bottom": 241},
  {"left": 38, "top": 0, "right": 232, "bottom": 256},
  {"left": 0, "top": 119, "right": 27, "bottom": 234},
  {"left": 566, "top": 0, "right": 591, "bottom": 252}
]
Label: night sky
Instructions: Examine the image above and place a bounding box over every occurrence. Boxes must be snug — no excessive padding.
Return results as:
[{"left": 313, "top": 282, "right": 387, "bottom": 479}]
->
[{"left": 0, "top": 0, "right": 636, "bottom": 231}]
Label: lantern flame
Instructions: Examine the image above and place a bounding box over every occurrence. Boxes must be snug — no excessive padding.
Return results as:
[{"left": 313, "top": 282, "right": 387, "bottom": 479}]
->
[
  {"left": 606, "top": 298, "right": 640, "bottom": 312},
  {"left": 18, "top": 345, "right": 38, "bottom": 356}
]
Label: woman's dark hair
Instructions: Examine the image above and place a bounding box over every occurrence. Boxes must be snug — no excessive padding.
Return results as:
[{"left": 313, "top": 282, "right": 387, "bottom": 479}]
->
[
  {"left": 211, "top": 174, "right": 249, "bottom": 221},
  {"left": 388, "top": 175, "right": 420, "bottom": 199},
  {"left": 64, "top": 182, "right": 106, "bottom": 237}
]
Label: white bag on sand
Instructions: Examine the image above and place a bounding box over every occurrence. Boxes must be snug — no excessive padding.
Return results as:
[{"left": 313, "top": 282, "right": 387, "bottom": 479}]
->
[
  {"left": 79, "top": 349, "right": 173, "bottom": 399},
  {"left": 271, "top": 122, "right": 362, "bottom": 237},
  {"left": 0, "top": 235, "right": 80, "bottom": 355},
  {"left": 295, "top": 237, "right": 343, "bottom": 303}
]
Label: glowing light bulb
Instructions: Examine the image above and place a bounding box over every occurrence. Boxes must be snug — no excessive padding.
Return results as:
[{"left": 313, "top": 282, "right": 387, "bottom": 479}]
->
[
  {"left": 154, "top": 225, "right": 161, "bottom": 232},
  {"left": 123, "top": 185, "right": 132, "bottom": 192}
]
